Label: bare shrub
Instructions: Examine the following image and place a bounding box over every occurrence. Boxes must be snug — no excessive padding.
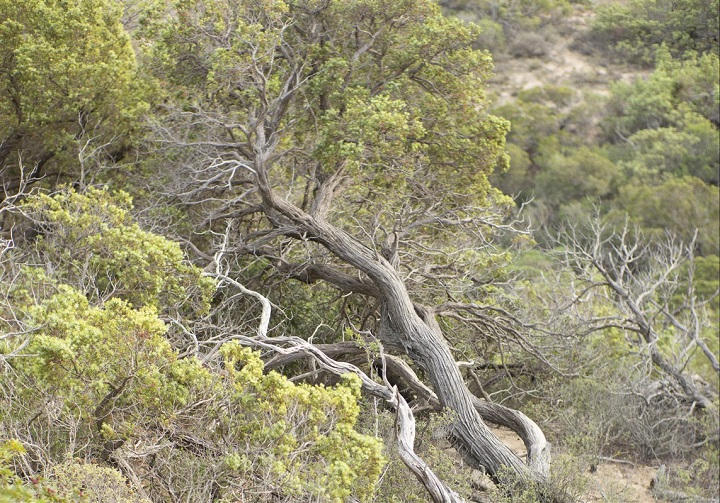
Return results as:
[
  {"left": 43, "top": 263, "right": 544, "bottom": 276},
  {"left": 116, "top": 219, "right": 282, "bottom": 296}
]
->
[{"left": 509, "top": 32, "right": 549, "bottom": 58}]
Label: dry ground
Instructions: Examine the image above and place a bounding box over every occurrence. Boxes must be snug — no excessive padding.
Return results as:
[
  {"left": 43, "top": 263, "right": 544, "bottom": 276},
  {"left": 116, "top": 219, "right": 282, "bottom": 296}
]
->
[{"left": 491, "top": 426, "right": 659, "bottom": 503}]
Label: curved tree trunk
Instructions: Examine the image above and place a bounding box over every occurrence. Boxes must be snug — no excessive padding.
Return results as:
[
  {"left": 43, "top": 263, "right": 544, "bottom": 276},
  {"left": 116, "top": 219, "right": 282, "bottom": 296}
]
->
[
  {"left": 252, "top": 155, "right": 546, "bottom": 482},
  {"left": 267, "top": 341, "right": 550, "bottom": 476},
  {"left": 377, "top": 297, "right": 534, "bottom": 480},
  {"left": 209, "top": 274, "right": 468, "bottom": 503}
]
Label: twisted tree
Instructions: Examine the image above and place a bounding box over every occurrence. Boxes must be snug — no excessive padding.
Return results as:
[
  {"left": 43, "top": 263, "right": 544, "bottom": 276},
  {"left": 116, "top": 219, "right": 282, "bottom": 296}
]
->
[{"left": 145, "top": 0, "right": 551, "bottom": 489}]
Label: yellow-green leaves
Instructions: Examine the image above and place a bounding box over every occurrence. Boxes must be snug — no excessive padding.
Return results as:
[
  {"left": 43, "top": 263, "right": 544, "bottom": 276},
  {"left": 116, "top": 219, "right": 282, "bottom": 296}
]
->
[
  {"left": 0, "top": 0, "right": 146, "bottom": 184},
  {"left": 21, "top": 188, "right": 214, "bottom": 313},
  {"left": 315, "top": 90, "right": 426, "bottom": 182},
  {"left": 16, "top": 287, "right": 174, "bottom": 411},
  {"left": 2, "top": 188, "right": 386, "bottom": 502},
  {"left": 155, "top": 0, "right": 508, "bottom": 213},
  {"left": 219, "top": 342, "right": 385, "bottom": 502}
]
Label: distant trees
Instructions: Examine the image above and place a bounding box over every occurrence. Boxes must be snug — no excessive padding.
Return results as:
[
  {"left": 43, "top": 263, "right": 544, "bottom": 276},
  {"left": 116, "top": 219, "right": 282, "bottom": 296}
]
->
[
  {"left": 439, "top": 0, "right": 572, "bottom": 33},
  {"left": 439, "top": 0, "right": 573, "bottom": 56},
  {"left": 591, "top": 0, "right": 719, "bottom": 64},
  {"left": 491, "top": 47, "right": 719, "bottom": 249},
  {"left": 602, "top": 50, "right": 720, "bottom": 252},
  {"left": 613, "top": 176, "right": 719, "bottom": 255},
  {"left": 603, "top": 49, "right": 719, "bottom": 139}
]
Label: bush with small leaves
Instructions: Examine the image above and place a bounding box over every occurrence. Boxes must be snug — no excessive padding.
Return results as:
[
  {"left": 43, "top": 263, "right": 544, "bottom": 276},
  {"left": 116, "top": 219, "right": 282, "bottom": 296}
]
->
[
  {"left": 591, "top": 0, "right": 719, "bottom": 64},
  {"left": 1, "top": 189, "right": 386, "bottom": 502}
]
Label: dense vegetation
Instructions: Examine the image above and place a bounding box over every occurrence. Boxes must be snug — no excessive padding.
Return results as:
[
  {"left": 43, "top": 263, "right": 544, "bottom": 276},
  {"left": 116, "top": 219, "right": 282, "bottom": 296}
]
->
[{"left": 1, "top": 0, "right": 718, "bottom": 502}]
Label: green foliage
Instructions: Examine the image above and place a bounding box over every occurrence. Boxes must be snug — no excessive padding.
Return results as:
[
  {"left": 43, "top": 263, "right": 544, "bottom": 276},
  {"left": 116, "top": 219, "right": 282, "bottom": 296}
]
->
[
  {"left": 473, "top": 18, "right": 506, "bottom": 51},
  {"left": 491, "top": 84, "right": 620, "bottom": 228},
  {"left": 0, "top": 0, "right": 147, "bottom": 183},
  {"left": 3, "top": 305, "right": 385, "bottom": 500},
  {"left": 1, "top": 189, "right": 385, "bottom": 502},
  {"left": 534, "top": 146, "right": 617, "bottom": 207},
  {"left": 442, "top": 0, "right": 572, "bottom": 31},
  {"left": 494, "top": 96, "right": 565, "bottom": 156},
  {"left": 13, "top": 288, "right": 176, "bottom": 411},
  {"left": 620, "top": 120, "right": 719, "bottom": 183},
  {"left": 602, "top": 49, "right": 720, "bottom": 187},
  {"left": 0, "top": 441, "right": 65, "bottom": 503},
  {"left": 220, "top": 344, "right": 385, "bottom": 502},
  {"left": 493, "top": 49, "right": 718, "bottom": 246},
  {"left": 19, "top": 188, "right": 214, "bottom": 314},
  {"left": 591, "top": 0, "right": 720, "bottom": 64},
  {"left": 612, "top": 176, "right": 719, "bottom": 255},
  {"left": 151, "top": 0, "right": 508, "bottom": 216},
  {"left": 494, "top": 142, "right": 534, "bottom": 197},
  {"left": 604, "top": 49, "right": 719, "bottom": 140}
]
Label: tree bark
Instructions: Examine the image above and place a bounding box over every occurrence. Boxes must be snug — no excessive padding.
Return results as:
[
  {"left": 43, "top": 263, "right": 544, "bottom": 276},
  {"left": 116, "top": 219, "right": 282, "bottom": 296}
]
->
[
  {"left": 252, "top": 151, "right": 543, "bottom": 482},
  {"left": 266, "top": 341, "right": 550, "bottom": 477}
]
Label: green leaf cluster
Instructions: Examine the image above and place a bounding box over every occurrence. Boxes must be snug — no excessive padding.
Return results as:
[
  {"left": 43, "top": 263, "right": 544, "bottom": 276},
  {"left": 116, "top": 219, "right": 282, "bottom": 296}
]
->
[
  {"left": 604, "top": 48, "right": 719, "bottom": 142},
  {"left": 152, "top": 0, "right": 507, "bottom": 215},
  {"left": 492, "top": 48, "right": 718, "bottom": 251},
  {"left": 19, "top": 187, "right": 215, "bottom": 314},
  {"left": 591, "top": 0, "right": 719, "bottom": 64},
  {"left": 1, "top": 190, "right": 386, "bottom": 502},
  {"left": 0, "top": 0, "right": 148, "bottom": 183}
]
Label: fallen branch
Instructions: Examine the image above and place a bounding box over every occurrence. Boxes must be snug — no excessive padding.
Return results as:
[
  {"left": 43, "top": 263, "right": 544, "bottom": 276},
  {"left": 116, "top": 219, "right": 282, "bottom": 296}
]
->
[{"left": 266, "top": 340, "right": 550, "bottom": 477}]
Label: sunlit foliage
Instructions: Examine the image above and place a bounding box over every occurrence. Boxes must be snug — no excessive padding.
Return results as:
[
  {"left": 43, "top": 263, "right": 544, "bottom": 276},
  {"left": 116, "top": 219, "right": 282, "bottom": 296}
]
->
[{"left": 1, "top": 190, "right": 385, "bottom": 502}]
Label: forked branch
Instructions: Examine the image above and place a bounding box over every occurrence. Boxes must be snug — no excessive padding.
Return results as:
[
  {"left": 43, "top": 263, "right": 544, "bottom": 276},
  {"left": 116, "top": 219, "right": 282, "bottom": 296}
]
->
[{"left": 214, "top": 275, "right": 467, "bottom": 503}]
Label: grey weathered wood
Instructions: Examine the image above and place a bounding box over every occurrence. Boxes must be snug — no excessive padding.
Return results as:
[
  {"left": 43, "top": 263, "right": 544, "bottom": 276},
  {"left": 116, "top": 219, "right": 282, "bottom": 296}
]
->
[
  {"left": 213, "top": 274, "right": 467, "bottom": 502},
  {"left": 252, "top": 153, "right": 545, "bottom": 482},
  {"left": 266, "top": 341, "right": 550, "bottom": 477}
]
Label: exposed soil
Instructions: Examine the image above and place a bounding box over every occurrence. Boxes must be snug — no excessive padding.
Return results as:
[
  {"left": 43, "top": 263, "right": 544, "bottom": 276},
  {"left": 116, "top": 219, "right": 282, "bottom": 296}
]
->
[
  {"left": 488, "top": 6, "right": 650, "bottom": 107},
  {"left": 491, "top": 426, "right": 659, "bottom": 503},
  {"left": 584, "top": 463, "right": 658, "bottom": 503}
]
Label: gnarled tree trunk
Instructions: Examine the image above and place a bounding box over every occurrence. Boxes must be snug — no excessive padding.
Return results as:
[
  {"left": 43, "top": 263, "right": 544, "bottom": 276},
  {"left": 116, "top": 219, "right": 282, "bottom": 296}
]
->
[
  {"left": 267, "top": 341, "right": 550, "bottom": 476},
  {"left": 252, "top": 151, "right": 548, "bottom": 482}
]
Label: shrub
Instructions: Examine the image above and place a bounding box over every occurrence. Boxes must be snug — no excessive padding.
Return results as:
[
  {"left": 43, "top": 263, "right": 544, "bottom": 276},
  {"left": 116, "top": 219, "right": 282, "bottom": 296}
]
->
[
  {"left": 591, "top": 0, "right": 719, "bottom": 65},
  {"left": 509, "top": 32, "right": 549, "bottom": 58},
  {"left": 1, "top": 190, "right": 386, "bottom": 502},
  {"left": 49, "top": 462, "right": 149, "bottom": 503}
]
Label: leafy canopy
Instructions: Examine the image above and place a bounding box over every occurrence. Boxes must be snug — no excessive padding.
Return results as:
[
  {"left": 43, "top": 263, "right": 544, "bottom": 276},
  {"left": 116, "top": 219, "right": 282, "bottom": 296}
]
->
[
  {"left": 592, "top": 0, "right": 720, "bottom": 64},
  {"left": 0, "top": 0, "right": 147, "bottom": 181},
  {"left": 151, "top": 0, "right": 509, "bottom": 217}
]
